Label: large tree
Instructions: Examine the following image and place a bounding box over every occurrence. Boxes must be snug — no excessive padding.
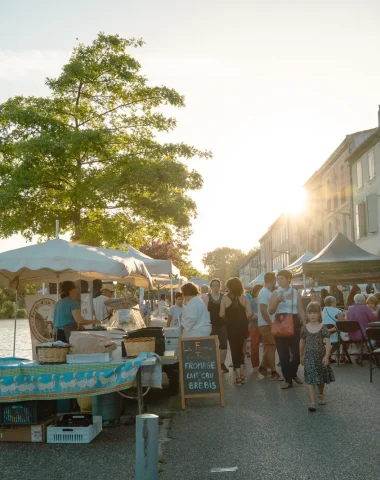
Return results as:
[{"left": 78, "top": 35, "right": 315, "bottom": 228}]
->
[
  {"left": 202, "top": 247, "right": 246, "bottom": 283},
  {"left": 0, "top": 33, "right": 210, "bottom": 246}
]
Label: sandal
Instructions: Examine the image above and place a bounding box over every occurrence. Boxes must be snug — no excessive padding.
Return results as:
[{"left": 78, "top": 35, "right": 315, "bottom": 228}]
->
[
  {"left": 318, "top": 395, "right": 326, "bottom": 405},
  {"left": 280, "top": 383, "right": 293, "bottom": 390},
  {"left": 257, "top": 366, "right": 268, "bottom": 377},
  {"left": 234, "top": 378, "right": 242, "bottom": 385},
  {"left": 240, "top": 375, "right": 246, "bottom": 384},
  {"left": 308, "top": 403, "right": 316, "bottom": 412},
  {"left": 270, "top": 372, "right": 284, "bottom": 381},
  {"left": 293, "top": 376, "right": 304, "bottom": 385}
]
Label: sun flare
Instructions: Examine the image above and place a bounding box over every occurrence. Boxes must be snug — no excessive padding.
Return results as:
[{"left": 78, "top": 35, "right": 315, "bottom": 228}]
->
[{"left": 283, "top": 188, "right": 307, "bottom": 215}]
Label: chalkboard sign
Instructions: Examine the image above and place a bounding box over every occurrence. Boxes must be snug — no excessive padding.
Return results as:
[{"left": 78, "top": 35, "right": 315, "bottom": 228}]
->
[{"left": 178, "top": 336, "right": 224, "bottom": 409}]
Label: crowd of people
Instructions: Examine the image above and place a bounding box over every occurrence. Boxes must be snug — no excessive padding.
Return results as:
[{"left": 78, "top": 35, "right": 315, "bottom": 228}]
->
[{"left": 162, "top": 274, "right": 380, "bottom": 411}]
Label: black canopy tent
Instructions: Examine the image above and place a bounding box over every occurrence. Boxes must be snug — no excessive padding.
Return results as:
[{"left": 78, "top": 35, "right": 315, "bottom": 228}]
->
[{"left": 302, "top": 233, "right": 380, "bottom": 285}]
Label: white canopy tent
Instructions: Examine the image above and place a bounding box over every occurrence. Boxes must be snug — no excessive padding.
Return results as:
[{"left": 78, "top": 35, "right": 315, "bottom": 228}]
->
[
  {"left": 0, "top": 239, "right": 153, "bottom": 289},
  {"left": 0, "top": 239, "right": 153, "bottom": 356},
  {"left": 246, "top": 272, "right": 266, "bottom": 288},
  {"left": 124, "top": 245, "right": 181, "bottom": 302}
]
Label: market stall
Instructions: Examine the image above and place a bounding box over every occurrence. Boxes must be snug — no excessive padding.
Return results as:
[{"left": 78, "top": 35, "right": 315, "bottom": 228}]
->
[
  {"left": 302, "top": 233, "right": 380, "bottom": 285},
  {"left": 0, "top": 353, "right": 161, "bottom": 415}
]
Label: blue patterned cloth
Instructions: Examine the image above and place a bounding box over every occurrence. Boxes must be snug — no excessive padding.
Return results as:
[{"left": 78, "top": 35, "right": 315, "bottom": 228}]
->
[{"left": 0, "top": 353, "right": 161, "bottom": 402}]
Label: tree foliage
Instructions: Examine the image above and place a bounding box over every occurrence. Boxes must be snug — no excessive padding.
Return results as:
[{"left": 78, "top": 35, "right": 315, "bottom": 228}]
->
[
  {"left": 202, "top": 247, "right": 246, "bottom": 283},
  {"left": 139, "top": 238, "right": 202, "bottom": 279},
  {"left": 0, "top": 33, "right": 211, "bottom": 246}
]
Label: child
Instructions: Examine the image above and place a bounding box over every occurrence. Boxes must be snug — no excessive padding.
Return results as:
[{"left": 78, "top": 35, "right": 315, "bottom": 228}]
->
[{"left": 300, "top": 302, "right": 335, "bottom": 412}]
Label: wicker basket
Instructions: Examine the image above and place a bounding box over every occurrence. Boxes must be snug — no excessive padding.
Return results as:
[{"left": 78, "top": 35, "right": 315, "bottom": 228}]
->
[
  {"left": 123, "top": 337, "right": 155, "bottom": 358},
  {"left": 36, "top": 345, "right": 70, "bottom": 364}
]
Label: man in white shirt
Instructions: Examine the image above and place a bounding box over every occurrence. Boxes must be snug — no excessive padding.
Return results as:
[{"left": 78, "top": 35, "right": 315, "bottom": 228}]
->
[
  {"left": 93, "top": 285, "right": 114, "bottom": 324},
  {"left": 257, "top": 272, "right": 282, "bottom": 380}
]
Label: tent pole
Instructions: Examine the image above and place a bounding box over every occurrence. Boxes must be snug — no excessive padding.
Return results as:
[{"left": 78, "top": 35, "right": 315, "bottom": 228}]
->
[
  {"left": 170, "top": 275, "right": 173, "bottom": 306},
  {"left": 88, "top": 280, "right": 93, "bottom": 320},
  {"left": 12, "top": 290, "right": 18, "bottom": 357}
]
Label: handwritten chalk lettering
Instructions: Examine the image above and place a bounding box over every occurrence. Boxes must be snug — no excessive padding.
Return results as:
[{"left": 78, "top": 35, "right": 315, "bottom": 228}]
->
[{"left": 184, "top": 362, "right": 216, "bottom": 370}]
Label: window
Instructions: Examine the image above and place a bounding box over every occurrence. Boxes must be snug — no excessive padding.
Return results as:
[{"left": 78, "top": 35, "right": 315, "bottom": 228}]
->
[
  {"left": 341, "top": 186, "right": 346, "bottom": 204},
  {"left": 326, "top": 180, "right": 331, "bottom": 212},
  {"left": 356, "top": 202, "right": 368, "bottom": 239},
  {"left": 369, "top": 150, "right": 376, "bottom": 180},
  {"left": 334, "top": 194, "right": 338, "bottom": 210},
  {"left": 357, "top": 160, "right": 363, "bottom": 189},
  {"left": 340, "top": 165, "right": 344, "bottom": 184},
  {"left": 328, "top": 222, "right": 332, "bottom": 242}
]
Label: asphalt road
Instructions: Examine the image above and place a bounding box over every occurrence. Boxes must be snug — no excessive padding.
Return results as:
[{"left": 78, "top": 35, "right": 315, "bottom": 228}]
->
[{"left": 160, "top": 358, "right": 380, "bottom": 480}]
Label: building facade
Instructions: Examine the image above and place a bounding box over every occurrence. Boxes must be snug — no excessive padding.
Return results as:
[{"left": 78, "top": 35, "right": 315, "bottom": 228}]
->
[
  {"left": 347, "top": 126, "right": 380, "bottom": 255},
  {"left": 239, "top": 249, "right": 261, "bottom": 286},
  {"left": 256, "top": 121, "right": 378, "bottom": 267},
  {"left": 302, "top": 129, "right": 376, "bottom": 256}
]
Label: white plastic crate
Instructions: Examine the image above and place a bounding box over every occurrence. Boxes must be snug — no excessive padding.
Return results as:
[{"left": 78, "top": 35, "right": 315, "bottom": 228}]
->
[{"left": 47, "top": 416, "right": 102, "bottom": 444}]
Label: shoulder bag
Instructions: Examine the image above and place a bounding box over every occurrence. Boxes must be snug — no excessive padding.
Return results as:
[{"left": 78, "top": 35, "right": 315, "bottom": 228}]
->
[{"left": 271, "top": 289, "right": 295, "bottom": 338}]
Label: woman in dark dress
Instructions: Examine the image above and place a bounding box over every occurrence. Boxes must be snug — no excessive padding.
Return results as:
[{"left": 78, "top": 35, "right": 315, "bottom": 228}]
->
[{"left": 220, "top": 277, "right": 252, "bottom": 385}]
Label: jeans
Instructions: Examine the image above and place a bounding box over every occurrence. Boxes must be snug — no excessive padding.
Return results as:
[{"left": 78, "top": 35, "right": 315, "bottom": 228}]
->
[{"left": 275, "top": 328, "right": 301, "bottom": 384}]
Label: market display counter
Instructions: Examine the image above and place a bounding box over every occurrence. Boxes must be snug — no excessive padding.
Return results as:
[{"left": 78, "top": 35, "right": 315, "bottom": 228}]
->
[{"left": 0, "top": 353, "right": 161, "bottom": 415}]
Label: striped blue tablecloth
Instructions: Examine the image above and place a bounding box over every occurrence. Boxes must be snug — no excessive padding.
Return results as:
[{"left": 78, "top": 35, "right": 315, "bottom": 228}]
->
[{"left": 0, "top": 353, "right": 161, "bottom": 402}]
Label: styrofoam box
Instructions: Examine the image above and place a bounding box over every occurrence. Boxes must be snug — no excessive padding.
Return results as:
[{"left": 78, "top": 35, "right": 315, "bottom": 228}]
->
[
  {"left": 47, "top": 416, "right": 102, "bottom": 444},
  {"left": 66, "top": 352, "right": 114, "bottom": 364}
]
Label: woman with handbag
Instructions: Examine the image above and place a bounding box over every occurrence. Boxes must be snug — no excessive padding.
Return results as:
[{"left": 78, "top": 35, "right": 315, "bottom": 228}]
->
[
  {"left": 269, "top": 270, "right": 305, "bottom": 390},
  {"left": 220, "top": 277, "right": 252, "bottom": 385}
]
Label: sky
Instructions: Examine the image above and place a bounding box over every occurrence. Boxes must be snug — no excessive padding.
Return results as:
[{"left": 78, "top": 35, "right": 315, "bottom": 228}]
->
[{"left": 1, "top": 0, "right": 380, "bottom": 272}]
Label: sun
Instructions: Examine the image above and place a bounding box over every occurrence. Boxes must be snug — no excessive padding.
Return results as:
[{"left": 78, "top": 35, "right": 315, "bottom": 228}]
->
[{"left": 283, "top": 188, "right": 307, "bottom": 215}]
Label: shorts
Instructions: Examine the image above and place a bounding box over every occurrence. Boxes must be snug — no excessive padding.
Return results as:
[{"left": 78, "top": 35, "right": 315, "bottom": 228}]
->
[{"left": 211, "top": 325, "right": 228, "bottom": 350}]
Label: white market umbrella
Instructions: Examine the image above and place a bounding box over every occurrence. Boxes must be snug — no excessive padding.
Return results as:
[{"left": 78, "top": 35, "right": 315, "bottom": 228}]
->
[
  {"left": 0, "top": 239, "right": 152, "bottom": 289},
  {"left": 0, "top": 238, "right": 153, "bottom": 357}
]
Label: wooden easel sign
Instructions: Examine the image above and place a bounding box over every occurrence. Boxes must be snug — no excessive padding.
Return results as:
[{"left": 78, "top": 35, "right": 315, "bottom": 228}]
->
[{"left": 178, "top": 335, "right": 224, "bottom": 409}]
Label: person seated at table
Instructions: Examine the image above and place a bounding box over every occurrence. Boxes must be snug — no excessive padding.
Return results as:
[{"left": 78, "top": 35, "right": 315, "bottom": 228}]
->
[
  {"left": 180, "top": 282, "right": 211, "bottom": 338},
  {"left": 53, "top": 281, "right": 101, "bottom": 343},
  {"left": 347, "top": 294, "right": 377, "bottom": 362},
  {"left": 158, "top": 294, "right": 168, "bottom": 317},
  {"left": 322, "top": 296, "right": 346, "bottom": 363},
  {"left": 366, "top": 295, "right": 379, "bottom": 313},
  {"left": 167, "top": 292, "right": 184, "bottom": 328}
]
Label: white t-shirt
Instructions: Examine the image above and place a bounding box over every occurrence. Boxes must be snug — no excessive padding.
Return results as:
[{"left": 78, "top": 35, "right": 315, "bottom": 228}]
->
[
  {"left": 158, "top": 300, "right": 167, "bottom": 316},
  {"left": 168, "top": 305, "right": 184, "bottom": 328},
  {"left": 182, "top": 296, "right": 211, "bottom": 338},
  {"left": 258, "top": 287, "right": 274, "bottom": 327},
  {"left": 93, "top": 295, "right": 111, "bottom": 323}
]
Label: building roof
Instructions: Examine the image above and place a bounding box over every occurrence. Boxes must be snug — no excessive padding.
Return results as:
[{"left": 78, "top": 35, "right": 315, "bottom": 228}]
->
[
  {"left": 239, "top": 249, "right": 260, "bottom": 270},
  {"left": 345, "top": 127, "right": 380, "bottom": 165},
  {"left": 304, "top": 128, "right": 377, "bottom": 188}
]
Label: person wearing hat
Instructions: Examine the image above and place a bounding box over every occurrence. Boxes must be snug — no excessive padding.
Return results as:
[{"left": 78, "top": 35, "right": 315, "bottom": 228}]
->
[{"left": 93, "top": 284, "right": 115, "bottom": 324}]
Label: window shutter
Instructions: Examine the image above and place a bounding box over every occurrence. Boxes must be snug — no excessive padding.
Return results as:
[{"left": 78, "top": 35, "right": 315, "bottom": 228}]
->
[
  {"left": 367, "top": 194, "right": 378, "bottom": 233},
  {"left": 359, "top": 202, "right": 368, "bottom": 237}
]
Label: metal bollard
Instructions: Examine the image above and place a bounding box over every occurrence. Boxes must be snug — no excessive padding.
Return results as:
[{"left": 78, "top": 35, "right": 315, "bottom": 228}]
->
[{"left": 135, "top": 413, "right": 159, "bottom": 480}]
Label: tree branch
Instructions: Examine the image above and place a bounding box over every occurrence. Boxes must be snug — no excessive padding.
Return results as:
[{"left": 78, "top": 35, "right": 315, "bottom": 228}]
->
[{"left": 77, "top": 96, "right": 161, "bottom": 128}]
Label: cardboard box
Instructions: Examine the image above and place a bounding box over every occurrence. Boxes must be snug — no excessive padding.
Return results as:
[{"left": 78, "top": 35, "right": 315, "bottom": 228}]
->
[{"left": 0, "top": 417, "right": 55, "bottom": 443}]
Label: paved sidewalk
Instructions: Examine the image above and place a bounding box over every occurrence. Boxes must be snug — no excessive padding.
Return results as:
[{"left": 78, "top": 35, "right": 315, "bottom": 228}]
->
[{"left": 160, "top": 359, "right": 380, "bottom": 480}]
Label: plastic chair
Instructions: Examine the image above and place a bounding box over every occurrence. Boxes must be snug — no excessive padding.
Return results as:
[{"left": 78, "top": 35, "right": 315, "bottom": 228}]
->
[
  {"left": 335, "top": 321, "right": 369, "bottom": 367},
  {"left": 366, "top": 328, "right": 380, "bottom": 382}
]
